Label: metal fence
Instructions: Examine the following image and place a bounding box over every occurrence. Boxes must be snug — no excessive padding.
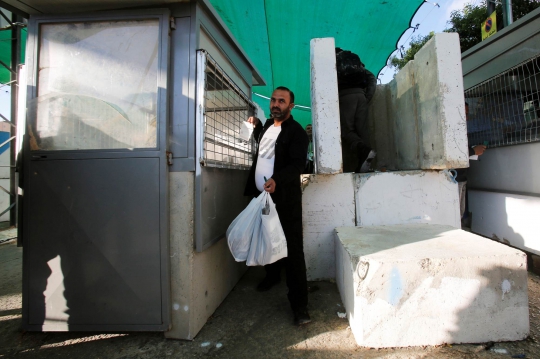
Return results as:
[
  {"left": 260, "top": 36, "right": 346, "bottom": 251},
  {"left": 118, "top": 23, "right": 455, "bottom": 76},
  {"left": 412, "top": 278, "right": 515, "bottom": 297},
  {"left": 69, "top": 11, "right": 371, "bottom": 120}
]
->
[
  {"left": 465, "top": 54, "right": 540, "bottom": 148},
  {"left": 199, "top": 51, "right": 255, "bottom": 170}
]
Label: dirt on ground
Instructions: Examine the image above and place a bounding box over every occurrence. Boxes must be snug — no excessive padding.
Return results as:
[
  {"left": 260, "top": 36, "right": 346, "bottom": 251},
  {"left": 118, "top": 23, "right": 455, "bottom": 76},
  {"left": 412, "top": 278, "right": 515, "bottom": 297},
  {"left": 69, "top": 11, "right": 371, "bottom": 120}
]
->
[{"left": 2, "top": 239, "right": 540, "bottom": 358}]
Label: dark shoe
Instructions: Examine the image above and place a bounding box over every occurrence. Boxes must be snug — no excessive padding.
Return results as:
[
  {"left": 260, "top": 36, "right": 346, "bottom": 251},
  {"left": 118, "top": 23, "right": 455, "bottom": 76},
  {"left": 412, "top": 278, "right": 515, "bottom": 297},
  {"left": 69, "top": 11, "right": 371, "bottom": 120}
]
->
[
  {"left": 293, "top": 307, "right": 311, "bottom": 326},
  {"left": 256, "top": 277, "right": 280, "bottom": 292}
]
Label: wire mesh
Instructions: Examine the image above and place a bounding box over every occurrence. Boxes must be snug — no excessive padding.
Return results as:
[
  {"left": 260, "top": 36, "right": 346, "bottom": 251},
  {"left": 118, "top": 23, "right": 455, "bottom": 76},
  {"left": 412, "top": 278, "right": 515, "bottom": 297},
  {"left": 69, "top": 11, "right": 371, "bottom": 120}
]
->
[
  {"left": 200, "top": 52, "right": 255, "bottom": 170},
  {"left": 465, "top": 54, "right": 540, "bottom": 148}
]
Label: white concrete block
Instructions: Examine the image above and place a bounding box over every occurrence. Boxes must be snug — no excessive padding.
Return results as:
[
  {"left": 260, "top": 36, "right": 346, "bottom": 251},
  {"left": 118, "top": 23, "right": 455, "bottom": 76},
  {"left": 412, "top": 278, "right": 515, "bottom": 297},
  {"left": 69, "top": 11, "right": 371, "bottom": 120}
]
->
[
  {"left": 335, "top": 223, "right": 529, "bottom": 348},
  {"left": 355, "top": 170, "right": 460, "bottom": 228},
  {"left": 302, "top": 173, "right": 355, "bottom": 280},
  {"left": 310, "top": 37, "right": 342, "bottom": 174},
  {"left": 413, "top": 33, "right": 468, "bottom": 169},
  {"left": 469, "top": 189, "right": 540, "bottom": 256}
]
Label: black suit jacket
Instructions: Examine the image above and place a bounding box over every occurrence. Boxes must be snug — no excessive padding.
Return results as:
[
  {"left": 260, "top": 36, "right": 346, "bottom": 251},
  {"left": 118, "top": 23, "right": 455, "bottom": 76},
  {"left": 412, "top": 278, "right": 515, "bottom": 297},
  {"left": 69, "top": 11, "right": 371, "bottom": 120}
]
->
[{"left": 244, "top": 115, "right": 308, "bottom": 205}]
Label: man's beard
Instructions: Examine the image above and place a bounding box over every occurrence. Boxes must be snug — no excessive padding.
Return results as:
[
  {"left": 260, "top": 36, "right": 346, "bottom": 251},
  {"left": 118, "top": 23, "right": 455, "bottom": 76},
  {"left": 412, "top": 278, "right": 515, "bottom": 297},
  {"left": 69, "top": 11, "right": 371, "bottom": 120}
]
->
[{"left": 271, "top": 107, "right": 290, "bottom": 119}]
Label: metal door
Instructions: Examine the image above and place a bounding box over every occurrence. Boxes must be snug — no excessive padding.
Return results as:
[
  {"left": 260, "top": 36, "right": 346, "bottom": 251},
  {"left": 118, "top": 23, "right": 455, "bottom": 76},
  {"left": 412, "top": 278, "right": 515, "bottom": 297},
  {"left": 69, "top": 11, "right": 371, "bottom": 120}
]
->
[{"left": 21, "top": 10, "right": 170, "bottom": 331}]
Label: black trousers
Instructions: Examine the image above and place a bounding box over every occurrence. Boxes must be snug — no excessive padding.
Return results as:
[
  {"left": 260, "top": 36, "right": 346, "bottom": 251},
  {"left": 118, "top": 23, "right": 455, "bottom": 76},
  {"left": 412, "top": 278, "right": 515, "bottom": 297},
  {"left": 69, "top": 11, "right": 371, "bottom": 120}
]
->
[
  {"left": 264, "top": 199, "right": 308, "bottom": 311},
  {"left": 339, "top": 89, "right": 371, "bottom": 172}
]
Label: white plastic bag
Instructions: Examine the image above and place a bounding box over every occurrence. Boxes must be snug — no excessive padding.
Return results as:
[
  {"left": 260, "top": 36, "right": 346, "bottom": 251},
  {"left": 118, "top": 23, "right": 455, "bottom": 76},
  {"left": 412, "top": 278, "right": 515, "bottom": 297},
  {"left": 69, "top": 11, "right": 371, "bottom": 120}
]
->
[
  {"left": 246, "top": 192, "right": 287, "bottom": 266},
  {"left": 226, "top": 193, "right": 266, "bottom": 262}
]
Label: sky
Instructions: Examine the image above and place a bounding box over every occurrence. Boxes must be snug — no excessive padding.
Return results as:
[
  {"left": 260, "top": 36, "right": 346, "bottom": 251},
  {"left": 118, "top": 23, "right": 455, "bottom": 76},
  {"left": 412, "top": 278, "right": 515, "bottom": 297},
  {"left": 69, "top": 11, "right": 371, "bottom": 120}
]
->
[{"left": 378, "top": 0, "right": 478, "bottom": 84}]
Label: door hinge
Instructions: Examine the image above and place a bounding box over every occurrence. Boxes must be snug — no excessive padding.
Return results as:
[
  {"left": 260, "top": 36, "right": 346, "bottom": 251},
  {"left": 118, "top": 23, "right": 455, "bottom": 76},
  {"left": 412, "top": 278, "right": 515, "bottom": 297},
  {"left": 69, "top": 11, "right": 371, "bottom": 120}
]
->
[
  {"left": 166, "top": 151, "right": 173, "bottom": 166},
  {"left": 170, "top": 17, "right": 176, "bottom": 30}
]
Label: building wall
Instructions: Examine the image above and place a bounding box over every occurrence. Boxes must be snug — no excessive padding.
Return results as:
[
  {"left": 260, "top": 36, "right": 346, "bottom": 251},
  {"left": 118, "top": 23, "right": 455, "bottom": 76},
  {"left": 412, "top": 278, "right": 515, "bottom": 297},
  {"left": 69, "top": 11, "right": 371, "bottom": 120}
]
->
[
  {"left": 462, "top": 8, "right": 540, "bottom": 253},
  {"left": 165, "top": 171, "right": 247, "bottom": 340}
]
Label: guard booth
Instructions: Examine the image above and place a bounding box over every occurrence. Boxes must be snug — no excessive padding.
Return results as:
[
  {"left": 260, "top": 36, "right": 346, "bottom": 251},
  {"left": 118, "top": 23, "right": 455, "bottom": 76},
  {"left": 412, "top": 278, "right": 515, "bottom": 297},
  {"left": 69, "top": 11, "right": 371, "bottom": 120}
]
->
[{"left": 15, "top": 0, "right": 264, "bottom": 337}]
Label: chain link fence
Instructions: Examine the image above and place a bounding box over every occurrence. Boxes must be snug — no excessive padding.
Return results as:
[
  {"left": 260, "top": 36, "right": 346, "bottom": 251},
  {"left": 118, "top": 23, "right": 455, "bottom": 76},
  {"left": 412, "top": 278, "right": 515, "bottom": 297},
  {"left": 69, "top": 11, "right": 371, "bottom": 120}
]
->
[{"left": 465, "top": 54, "right": 540, "bottom": 148}]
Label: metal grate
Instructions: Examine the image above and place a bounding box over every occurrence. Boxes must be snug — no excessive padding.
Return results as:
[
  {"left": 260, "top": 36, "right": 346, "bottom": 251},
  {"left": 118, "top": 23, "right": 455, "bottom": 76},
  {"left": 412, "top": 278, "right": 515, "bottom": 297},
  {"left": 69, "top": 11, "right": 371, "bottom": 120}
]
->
[
  {"left": 199, "top": 51, "right": 255, "bottom": 170},
  {"left": 465, "top": 54, "right": 540, "bottom": 148}
]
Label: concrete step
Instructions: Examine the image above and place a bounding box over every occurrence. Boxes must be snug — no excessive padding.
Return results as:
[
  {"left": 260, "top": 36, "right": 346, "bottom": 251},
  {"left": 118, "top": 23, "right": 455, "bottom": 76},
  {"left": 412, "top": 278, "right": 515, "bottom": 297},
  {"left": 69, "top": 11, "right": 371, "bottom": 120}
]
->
[{"left": 335, "top": 223, "right": 529, "bottom": 348}]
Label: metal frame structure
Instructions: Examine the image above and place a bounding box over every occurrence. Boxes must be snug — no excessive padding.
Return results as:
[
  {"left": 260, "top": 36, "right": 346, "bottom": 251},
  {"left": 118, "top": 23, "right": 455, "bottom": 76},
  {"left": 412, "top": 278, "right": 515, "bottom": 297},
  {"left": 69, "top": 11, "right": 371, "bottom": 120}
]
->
[
  {"left": 194, "top": 50, "right": 254, "bottom": 252},
  {"left": 465, "top": 53, "right": 539, "bottom": 148},
  {"left": 0, "top": 4, "right": 26, "bottom": 228},
  {"left": 198, "top": 50, "right": 255, "bottom": 170}
]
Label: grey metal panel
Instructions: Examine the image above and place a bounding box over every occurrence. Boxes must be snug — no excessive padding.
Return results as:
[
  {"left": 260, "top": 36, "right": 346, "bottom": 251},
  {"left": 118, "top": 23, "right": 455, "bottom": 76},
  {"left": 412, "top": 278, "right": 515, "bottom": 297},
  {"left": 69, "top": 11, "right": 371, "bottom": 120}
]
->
[
  {"left": 462, "top": 7, "right": 540, "bottom": 90},
  {"left": 170, "top": 16, "right": 192, "bottom": 160},
  {"left": 24, "top": 158, "right": 164, "bottom": 329},
  {"left": 196, "top": 3, "right": 254, "bottom": 90},
  {"left": 198, "top": 167, "right": 250, "bottom": 251},
  {"left": 197, "top": 0, "right": 265, "bottom": 86},
  {"left": 2, "top": 0, "right": 180, "bottom": 15},
  {"left": 22, "top": 8, "right": 171, "bottom": 331},
  {"left": 169, "top": 157, "right": 195, "bottom": 172}
]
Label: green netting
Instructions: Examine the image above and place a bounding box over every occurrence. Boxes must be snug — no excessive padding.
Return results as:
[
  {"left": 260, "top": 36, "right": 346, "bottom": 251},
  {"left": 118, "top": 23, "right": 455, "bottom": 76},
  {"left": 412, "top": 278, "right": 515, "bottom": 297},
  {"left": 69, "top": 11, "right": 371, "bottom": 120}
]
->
[
  {"left": 210, "top": 0, "right": 424, "bottom": 127},
  {"left": 0, "top": 27, "right": 26, "bottom": 84}
]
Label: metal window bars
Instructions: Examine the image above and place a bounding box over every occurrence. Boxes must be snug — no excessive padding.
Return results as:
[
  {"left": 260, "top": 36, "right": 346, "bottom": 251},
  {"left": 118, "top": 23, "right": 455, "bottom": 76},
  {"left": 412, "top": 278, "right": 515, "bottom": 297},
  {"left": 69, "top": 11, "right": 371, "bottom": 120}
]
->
[
  {"left": 197, "top": 50, "right": 255, "bottom": 170},
  {"left": 465, "top": 54, "right": 540, "bottom": 148}
]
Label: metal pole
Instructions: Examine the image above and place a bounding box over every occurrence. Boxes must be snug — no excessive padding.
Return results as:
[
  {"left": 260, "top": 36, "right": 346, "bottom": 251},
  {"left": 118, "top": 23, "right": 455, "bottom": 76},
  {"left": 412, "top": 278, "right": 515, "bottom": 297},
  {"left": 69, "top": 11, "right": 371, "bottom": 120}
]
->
[
  {"left": 502, "top": 0, "right": 513, "bottom": 27},
  {"left": 10, "top": 12, "right": 21, "bottom": 227},
  {"left": 487, "top": 0, "right": 496, "bottom": 17}
]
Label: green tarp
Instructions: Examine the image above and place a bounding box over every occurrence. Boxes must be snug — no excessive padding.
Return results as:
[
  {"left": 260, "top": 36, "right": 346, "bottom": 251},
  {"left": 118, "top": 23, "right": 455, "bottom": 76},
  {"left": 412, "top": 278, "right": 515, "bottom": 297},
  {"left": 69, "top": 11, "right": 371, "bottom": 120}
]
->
[
  {"left": 210, "top": 0, "right": 424, "bottom": 126},
  {"left": 0, "top": 27, "right": 26, "bottom": 84},
  {"left": 1, "top": 1, "right": 423, "bottom": 127}
]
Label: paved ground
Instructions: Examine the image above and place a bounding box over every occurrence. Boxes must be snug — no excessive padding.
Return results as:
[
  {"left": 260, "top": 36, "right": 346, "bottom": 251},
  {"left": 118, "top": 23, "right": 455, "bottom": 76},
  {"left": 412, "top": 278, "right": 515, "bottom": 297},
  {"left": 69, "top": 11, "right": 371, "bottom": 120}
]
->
[{"left": 2, "top": 237, "right": 540, "bottom": 358}]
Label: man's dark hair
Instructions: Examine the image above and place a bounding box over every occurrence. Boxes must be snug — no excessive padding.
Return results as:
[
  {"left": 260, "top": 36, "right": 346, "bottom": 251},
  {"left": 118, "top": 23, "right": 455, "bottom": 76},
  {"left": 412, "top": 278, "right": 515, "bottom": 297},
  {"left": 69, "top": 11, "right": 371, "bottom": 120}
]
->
[{"left": 275, "top": 86, "right": 295, "bottom": 103}]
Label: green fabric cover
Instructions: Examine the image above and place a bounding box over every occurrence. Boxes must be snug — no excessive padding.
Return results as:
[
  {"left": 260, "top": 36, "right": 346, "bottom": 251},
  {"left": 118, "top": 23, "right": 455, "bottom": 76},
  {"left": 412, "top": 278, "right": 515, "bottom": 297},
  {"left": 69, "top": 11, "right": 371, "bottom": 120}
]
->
[
  {"left": 210, "top": 0, "right": 423, "bottom": 126},
  {"left": 0, "top": 27, "right": 26, "bottom": 84}
]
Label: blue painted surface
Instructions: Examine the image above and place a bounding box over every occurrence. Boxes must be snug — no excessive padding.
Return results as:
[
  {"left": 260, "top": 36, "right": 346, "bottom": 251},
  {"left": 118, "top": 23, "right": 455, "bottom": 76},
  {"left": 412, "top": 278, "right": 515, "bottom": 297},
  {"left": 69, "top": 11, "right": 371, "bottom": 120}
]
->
[
  {"left": 389, "top": 267, "right": 404, "bottom": 306},
  {"left": 0, "top": 131, "right": 10, "bottom": 155}
]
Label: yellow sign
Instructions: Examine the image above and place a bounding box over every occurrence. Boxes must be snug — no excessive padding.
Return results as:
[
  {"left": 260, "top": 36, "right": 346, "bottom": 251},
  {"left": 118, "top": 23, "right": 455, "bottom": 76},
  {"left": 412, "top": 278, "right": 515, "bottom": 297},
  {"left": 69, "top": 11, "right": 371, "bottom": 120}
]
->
[{"left": 481, "top": 11, "right": 497, "bottom": 40}]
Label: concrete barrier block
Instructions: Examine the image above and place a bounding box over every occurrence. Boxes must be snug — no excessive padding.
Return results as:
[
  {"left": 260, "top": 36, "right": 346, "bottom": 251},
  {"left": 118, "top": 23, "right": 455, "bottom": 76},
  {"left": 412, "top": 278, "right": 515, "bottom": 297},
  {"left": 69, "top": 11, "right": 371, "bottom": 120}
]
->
[
  {"left": 310, "top": 38, "right": 342, "bottom": 174},
  {"left": 413, "top": 33, "right": 468, "bottom": 169},
  {"left": 335, "top": 223, "right": 529, "bottom": 348},
  {"left": 302, "top": 173, "right": 355, "bottom": 280},
  {"left": 389, "top": 62, "right": 420, "bottom": 169},
  {"left": 355, "top": 170, "right": 460, "bottom": 228},
  {"left": 368, "top": 85, "right": 396, "bottom": 171}
]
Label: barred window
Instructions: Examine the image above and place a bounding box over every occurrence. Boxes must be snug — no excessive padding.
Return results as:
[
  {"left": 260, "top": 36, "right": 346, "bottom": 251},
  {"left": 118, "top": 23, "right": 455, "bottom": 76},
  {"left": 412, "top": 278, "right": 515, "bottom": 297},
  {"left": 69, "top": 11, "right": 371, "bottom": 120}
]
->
[
  {"left": 465, "top": 54, "right": 539, "bottom": 148},
  {"left": 198, "top": 51, "right": 255, "bottom": 169}
]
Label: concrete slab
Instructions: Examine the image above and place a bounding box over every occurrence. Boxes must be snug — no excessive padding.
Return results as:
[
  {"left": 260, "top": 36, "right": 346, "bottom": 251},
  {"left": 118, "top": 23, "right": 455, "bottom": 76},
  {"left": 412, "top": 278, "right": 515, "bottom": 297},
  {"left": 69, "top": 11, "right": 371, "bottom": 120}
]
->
[
  {"left": 388, "top": 62, "right": 419, "bottom": 170},
  {"left": 368, "top": 33, "right": 468, "bottom": 171},
  {"left": 355, "top": 170, "right": 460, "bottom": 228},
  {"left": 302, "top": 173, "right": 355, "bottom": 280},
  {"left": 335, "top": 223, "right": 529, "bottom": 348},
  {"left": 310, "top": 38, "right": 342, "bottom": 174},
  {"left": 413, "top": 33, "right": 468, "bottom": 170},
  {"left": 368, "top": 85, "right": 395, "bottom": 171}
]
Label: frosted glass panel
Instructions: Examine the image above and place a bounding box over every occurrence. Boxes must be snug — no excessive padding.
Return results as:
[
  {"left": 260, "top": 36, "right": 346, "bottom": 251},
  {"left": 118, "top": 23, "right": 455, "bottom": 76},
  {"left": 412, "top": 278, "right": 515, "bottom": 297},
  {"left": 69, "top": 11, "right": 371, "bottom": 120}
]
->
[{"left": 30, "top": 20, "right": 159, "bottom": 151}]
